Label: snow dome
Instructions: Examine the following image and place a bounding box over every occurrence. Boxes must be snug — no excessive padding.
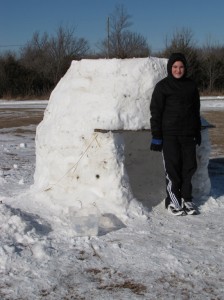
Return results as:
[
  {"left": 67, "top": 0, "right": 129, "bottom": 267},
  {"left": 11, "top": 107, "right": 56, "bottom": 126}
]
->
[{"left": 33, "top": 57, "right": 211, "bottom": 235}]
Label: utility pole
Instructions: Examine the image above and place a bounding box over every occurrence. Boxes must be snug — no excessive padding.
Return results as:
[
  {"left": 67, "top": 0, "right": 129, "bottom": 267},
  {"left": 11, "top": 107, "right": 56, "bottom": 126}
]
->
[{"left": 107, "top": 17, "right": 110, "bottom": 58}]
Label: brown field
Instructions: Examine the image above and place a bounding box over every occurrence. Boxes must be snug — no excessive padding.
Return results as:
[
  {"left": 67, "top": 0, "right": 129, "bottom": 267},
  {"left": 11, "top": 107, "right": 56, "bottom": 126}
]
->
[
  {"left": 202, "top": 111, "right": 224, "bottom": 157},
  {"left": 0, "top": 108, "right": 44, "bottom": 129}
]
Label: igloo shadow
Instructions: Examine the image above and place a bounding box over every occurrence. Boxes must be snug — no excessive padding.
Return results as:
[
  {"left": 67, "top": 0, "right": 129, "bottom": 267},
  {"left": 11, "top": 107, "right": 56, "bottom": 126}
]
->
[
  {"left": 98, "top": 213, "right": 126, "bottom": 236},
  {"left": 123, "top": 131, "right": 166, "bottom": 211}
]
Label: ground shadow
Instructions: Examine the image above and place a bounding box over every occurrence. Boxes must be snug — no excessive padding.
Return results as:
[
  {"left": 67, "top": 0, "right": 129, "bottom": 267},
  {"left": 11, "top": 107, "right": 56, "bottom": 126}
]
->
[
  {"left": 208, "top": 157, "right": 224, "bottom": 198},
  {"left": 5, "top": 204, "right": 52, "bottom": 236},
  {"left": 98, "top": 213, "right": 126, "bottom": 236},
  {"left": 123, "top": 131, "right": 166, "bottom": 212}
]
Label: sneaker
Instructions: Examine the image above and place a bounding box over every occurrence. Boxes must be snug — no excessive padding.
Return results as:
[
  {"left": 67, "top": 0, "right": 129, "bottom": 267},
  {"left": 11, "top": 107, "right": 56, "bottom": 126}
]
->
[
  {"left": 168, "top": 203, "right": 186, "bottom": 216},
  {"left": 183, "top": 201, "right": 197, "bottom": 215}
]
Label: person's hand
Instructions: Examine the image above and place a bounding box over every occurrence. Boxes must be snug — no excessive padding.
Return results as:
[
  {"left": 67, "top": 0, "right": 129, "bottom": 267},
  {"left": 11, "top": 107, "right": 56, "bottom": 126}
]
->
[
  {"left": 196, "top": 132, "right": 201, "bottom": 146},
  {"left": 150, "top": 138, "right": 163, "bottom": 152}
]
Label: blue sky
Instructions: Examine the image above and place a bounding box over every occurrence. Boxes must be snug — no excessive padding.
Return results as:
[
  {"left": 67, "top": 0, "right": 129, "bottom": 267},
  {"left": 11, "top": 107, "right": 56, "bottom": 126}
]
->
[{"left": 1, "top": 0, "right": 224, "bottom": 54}]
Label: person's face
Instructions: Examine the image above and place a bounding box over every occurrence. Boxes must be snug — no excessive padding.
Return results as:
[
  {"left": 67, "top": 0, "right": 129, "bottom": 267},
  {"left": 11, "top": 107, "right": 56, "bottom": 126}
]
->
[{"left": 171, "top": 61, "right": 185, "bottom": 79}]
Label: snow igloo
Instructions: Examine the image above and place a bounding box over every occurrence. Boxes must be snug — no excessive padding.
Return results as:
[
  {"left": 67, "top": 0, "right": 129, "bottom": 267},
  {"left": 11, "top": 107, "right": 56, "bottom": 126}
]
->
[{"left": 33, "top": 57, "right": 211, "bottom": 235}]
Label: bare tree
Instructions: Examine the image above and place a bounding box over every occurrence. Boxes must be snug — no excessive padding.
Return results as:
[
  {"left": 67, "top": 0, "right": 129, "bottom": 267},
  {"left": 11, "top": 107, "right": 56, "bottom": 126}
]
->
[
  {"left": 98, "top": 4, "right": 150, "bottom": 58},
  {"left": 0, "top": 52, "right": 39, "bottom": 98},
  {"left": 161, "top": 27, "right": 200, "bottom": 81},
  {"left": 199, "top": 41, "right": 224, "bottom": 93},
  {"left": 164, "top": 27, "right": 195, "bottom": 52},
  {"left": 201, "top": 45, "right": 218, "bottom": 92},
  {"left": 20, "top": 32, "right": 51, "bottom": 78},
  {"left": 21, "top": 25, "right": 90, "bottom": 87},
  {"left": 48, "top": 25, "right": 89, "bottom": 83}
]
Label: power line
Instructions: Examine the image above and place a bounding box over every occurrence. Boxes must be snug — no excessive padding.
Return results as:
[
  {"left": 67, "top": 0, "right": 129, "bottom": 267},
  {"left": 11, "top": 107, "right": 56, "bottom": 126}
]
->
[{"left": 0, "top": 44, "right": 24, "bottom": 48}]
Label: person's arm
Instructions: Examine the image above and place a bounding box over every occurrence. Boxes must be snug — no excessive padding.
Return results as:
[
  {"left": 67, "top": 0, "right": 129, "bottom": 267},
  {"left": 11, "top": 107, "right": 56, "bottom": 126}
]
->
[
  {"left": 150, "top": 83, "right": 165, "bottom": 151},
  {"left": 194, "top": 87, "right": 201, "bottom": 146}
]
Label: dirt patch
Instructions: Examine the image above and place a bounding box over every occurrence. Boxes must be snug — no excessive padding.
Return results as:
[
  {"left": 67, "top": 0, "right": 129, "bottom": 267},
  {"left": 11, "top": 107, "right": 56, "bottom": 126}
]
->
[
  {"left": 202, "top": 111, "right": 224, "bottom": 157},
  {"left": 0, "top": 108, "right": 44, "bottom": 129}
]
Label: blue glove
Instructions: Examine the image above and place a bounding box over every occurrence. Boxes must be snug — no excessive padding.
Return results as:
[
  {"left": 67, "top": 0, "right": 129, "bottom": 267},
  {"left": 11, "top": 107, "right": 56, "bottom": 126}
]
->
[{"left": 150, "top": 138, "right": 163, "bottom": 152}]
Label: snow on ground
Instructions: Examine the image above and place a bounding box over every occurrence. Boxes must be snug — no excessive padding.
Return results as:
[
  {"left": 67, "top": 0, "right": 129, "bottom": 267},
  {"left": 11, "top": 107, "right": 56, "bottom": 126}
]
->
[
  {"left": 0, "top": 74, "right": 224, "bottom": 298},
  {"left": 201, "top": 98, "right": 224, "bottom": 111}
]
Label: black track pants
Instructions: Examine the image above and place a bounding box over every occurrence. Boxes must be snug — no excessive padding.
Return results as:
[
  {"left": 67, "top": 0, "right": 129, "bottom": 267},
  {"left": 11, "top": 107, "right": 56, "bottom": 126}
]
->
[{"left": 162, "top": 136, "right": 197, "bottom": 208}]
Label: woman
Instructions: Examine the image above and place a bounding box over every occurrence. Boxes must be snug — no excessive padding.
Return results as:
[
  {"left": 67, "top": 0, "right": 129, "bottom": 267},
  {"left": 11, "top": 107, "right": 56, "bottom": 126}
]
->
[{"left": 150, "top": 53, "right": 201, "bottom": 216}]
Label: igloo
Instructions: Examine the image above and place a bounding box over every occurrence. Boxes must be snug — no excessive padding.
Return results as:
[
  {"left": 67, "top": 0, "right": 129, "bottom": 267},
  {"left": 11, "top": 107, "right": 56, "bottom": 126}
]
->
[{"left": 33, "top": 57, "right": 211, "bottom": 235}]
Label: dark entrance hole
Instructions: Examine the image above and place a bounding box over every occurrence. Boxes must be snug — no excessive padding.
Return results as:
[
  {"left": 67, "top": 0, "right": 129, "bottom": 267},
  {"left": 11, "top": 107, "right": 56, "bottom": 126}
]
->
[{"left": 123, "top": 131, "right": 166, "bottom": 211}]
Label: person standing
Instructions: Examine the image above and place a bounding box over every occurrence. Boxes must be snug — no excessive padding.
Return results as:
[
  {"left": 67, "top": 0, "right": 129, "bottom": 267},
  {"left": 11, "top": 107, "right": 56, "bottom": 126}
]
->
[{"left": 150, "top": 53, "right": 201, "bottom": 216}]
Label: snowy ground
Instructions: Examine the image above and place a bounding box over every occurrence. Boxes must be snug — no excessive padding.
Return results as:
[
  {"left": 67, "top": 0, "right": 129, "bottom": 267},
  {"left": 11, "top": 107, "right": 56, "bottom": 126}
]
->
[{"left": 0, "top": 99, "right": 224, "bottom": 299}]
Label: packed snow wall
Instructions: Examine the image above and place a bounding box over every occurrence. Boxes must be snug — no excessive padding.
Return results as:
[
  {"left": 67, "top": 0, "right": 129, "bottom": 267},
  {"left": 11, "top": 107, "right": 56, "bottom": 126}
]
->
[{"left": 33, "top": 57, "right": 211, "bottom": 228}]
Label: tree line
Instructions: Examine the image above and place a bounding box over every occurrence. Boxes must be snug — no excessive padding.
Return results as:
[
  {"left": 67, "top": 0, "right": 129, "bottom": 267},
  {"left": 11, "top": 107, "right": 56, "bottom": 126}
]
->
[{"left": 1, "top": 5, "right": 224, "bottom": 99}]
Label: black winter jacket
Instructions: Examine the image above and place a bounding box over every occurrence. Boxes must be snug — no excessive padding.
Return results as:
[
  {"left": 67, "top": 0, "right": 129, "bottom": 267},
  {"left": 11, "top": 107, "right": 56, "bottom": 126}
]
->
[{"left": 150, "top": 61, "right": 201, "bottom": 139}]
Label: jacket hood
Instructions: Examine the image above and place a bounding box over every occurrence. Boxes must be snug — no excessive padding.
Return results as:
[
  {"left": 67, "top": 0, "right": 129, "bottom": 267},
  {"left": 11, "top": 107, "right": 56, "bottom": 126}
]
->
[{"left": 167, "top": 53, "right": 187, "bottom": 78}]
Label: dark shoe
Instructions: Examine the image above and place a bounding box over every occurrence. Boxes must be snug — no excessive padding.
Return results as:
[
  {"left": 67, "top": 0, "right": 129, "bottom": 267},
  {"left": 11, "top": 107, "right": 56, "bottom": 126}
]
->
[
  {"left": 183, "top": 201, "right": 198, "bottom": 215},
  {"left": 168, "top": 204, "right": 186, "bottom": 216}
]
